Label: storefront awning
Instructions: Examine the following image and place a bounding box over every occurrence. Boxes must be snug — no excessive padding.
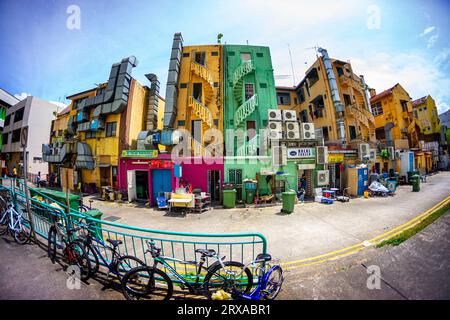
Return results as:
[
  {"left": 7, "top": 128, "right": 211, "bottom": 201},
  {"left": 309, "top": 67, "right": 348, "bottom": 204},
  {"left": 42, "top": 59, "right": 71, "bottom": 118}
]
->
[{"left": 97, "top": 163, "right": 111, "bottom": 168}]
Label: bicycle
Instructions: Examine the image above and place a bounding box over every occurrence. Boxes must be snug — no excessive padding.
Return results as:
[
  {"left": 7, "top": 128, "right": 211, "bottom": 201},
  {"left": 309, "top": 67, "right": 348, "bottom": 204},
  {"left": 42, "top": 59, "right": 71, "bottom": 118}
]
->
[
  {"left": 78, "top": 197, "right": 94, "bottom": 212},
  {"left": 0, "top": 195, "right": 32, "bottom": 244},
  {"left": 231, "top": 253, "right": 284, "bottom": 300},
  {"left": 75, "top": 221, "right": 145, "bottom": 281},
  {"left": 121, "top": 239, "right": 253, "bottom": 300},
  {"left": 47, "top": 214, "right": 92, "bottom": 281}
]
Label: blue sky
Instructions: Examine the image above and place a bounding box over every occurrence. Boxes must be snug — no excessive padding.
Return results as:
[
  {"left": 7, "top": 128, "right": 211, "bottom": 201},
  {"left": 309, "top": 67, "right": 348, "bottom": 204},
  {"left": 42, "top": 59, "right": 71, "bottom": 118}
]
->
[{"left": 1, "top": 0, "right": 450, "bottom": 113}]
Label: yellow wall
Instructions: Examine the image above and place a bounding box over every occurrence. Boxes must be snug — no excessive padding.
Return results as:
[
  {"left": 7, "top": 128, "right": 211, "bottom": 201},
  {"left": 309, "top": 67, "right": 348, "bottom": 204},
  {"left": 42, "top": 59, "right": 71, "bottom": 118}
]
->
[
  {"left": 173, "top": 45, "right": 223, "bottom": 151},
  {"left": 372, "top": 84, "right": 420, "bottom": 148},
  {"left": 276, "top": 57, "right": 375, "bottom": 145},
  {"left": 413, "top": 96, "right": 441, "bottom": 135}
]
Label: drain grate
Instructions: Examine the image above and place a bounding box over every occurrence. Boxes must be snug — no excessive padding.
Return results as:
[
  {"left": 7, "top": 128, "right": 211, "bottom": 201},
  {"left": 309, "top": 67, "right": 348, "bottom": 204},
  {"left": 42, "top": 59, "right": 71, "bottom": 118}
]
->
[{"left": 103, "top": 216, "right": 121, "bottom": 222}]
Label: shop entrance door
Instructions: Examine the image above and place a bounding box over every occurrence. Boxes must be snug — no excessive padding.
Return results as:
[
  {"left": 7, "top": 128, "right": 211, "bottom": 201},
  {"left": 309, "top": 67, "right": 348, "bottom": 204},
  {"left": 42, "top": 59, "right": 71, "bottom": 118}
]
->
[
  {"left": 152, "top": 169, "right": 172, "bottom": 206},
  {"left": 208, "top": 170, "right": 221, "bottom": 203},
  {"left": 127, "top": 170, "right": 136, "bottom": 202},
  {"left": 100, "top": 167, "right": 111, "bottom": 186},
  {"left": 135, "top": 171, "right": 149, "bottom": 202}
]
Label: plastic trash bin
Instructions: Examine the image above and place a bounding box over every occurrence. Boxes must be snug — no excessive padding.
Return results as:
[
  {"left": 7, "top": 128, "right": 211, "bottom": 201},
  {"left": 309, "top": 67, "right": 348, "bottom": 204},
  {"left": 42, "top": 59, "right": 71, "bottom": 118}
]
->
[
  {"left": 83, "top": 209, "right": 103, "bottom": 240},
  {"left": 245, "top": 189, "right": 256, "bottom": 204},
  {"left": 411, "top": 175, "right": 420, "bottom": 192},
  {"left": 282, "top": 191, "right": 296, "bottom": 214},
  {"left": 222, "top": 189, "right": 237, "bottom": 209}
]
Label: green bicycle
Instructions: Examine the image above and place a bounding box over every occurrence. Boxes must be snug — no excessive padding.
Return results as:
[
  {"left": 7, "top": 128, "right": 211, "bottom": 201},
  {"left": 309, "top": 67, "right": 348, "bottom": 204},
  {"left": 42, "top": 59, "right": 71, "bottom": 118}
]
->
[{"left": 121, "top": 240, "right": 253, "bottom": 300}]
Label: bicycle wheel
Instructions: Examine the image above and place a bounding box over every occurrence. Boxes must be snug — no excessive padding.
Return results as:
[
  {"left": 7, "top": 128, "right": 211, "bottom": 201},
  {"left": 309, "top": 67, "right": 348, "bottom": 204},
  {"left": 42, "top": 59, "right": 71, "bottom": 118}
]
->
[
  {"left": 80, "top": 243, "right": 100, "bottom": 275},
  {"left": 14, "top": 218, "right": 31, "bottom": 244},
  {"left": 263, "top": 265, "right": 284, "bottom": 300},
  {"left": 121, "top": 266, "right": 173, "bottom": 301},
  {"left": 47, "top": 226, "right": 57, "bottom": 262},
  {"left": 65, "top": 242, "right": 91, "bottom": 281},
  {"left": 204, "top": 261, "right": 253, "bottom": 298},
  {"left": 116, "top": 255, "right": 146, "bottom": 279},
  {"left": 0, "top": 212, "right": 9, "bottom": 235}
]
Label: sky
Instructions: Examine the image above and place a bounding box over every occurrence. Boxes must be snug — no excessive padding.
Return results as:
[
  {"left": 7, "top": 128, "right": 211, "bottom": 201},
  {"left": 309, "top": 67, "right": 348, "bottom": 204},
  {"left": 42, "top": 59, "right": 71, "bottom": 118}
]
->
[{"left": 0, "top": 0, "right": 450, "bottom": 113}]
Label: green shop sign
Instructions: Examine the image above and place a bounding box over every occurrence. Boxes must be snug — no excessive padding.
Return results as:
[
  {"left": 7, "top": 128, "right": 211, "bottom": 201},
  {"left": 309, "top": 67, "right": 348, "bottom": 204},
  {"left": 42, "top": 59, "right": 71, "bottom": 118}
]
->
[{"left": 122, "top": 150, "right": 158, "bottom": 158}]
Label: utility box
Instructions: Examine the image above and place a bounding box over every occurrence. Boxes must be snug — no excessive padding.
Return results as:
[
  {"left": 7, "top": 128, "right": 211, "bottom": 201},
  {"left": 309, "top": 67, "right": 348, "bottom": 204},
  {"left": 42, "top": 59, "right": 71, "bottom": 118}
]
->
[{"left": 345, "top": 167, "right": 368, "bottom": 197}]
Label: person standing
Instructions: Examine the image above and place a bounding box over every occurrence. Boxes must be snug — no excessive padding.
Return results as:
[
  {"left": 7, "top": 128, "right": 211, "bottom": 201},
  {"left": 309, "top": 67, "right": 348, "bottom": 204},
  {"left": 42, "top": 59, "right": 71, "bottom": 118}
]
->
[
  {"left": 13, "top": 166, "right": 17, "bottom": 178},
  {"left": 36, "top": 172, "right": 41, "bottom": 187}
]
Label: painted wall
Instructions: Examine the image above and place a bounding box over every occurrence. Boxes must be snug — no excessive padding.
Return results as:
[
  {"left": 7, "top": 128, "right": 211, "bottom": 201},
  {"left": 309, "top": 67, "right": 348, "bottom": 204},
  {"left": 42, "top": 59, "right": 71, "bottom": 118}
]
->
[
  {"left": 413, "top": 95, "right": 441, "bottom": 135},
  {"left": 179, "top": 157, "right": 224, "bottom": 193},
  {"left": 223, "top": 45, "right": 277, "bottom": 156}
]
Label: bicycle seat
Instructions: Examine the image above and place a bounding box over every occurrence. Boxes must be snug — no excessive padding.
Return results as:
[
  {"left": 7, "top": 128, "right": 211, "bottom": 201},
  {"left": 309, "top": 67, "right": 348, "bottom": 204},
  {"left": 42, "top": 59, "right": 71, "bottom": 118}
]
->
[
  {"left": 107, "top": 239, "right": 122, "bottom": 247},
  {"left": 195, "top": 249, "right": 216, "bottom": 257},
  {"left": 255, "top": 253, "right": 272, "bottom": 262}
]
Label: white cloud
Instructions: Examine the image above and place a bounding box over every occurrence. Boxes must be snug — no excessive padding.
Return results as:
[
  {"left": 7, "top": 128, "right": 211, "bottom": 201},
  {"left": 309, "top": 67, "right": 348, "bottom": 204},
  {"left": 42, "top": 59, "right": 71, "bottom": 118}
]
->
[
  {"left": 351, "top": 52, "right": 450, "bottom": 113},
  {"left": 427, "top": 34, "right": 439, "bottom": 48},
  {"left": 50, "top": 101, "right": 68, "bottom": 109},
  {"left": 14, "top": 92, "right": 30, "bottom": 101},
  {"left": 420, "top": 26, "right": 436, "bottom": 37}
]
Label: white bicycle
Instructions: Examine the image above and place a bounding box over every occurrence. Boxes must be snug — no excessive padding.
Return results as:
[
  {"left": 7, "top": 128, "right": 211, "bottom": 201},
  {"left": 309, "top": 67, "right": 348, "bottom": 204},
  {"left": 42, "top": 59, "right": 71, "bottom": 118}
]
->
[{"left": 0, "top": 195, "right": 32, "bottom": 244}]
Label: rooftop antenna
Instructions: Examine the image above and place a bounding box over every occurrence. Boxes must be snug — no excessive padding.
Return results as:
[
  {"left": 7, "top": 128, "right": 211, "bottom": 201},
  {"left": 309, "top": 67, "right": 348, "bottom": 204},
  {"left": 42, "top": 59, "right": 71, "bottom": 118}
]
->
[
  {"left": 287, "top": 44, "right": 296, "bottom": 86},
  {"left": 305, "top": 45, "right": 320, "bottom": 58}
]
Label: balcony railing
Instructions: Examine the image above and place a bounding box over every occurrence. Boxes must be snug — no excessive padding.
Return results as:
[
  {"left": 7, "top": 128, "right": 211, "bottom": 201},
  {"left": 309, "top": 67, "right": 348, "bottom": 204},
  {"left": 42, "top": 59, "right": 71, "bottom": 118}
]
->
[
  {"left": 235, "top": 94, "right": 258, "bottom": 127},
  {"left": 191, "top": 61, "right": 214, "bottom": 88},
  {"left": 188, "top": 96, "right": 213, "bottom": 127},
  {"left": 237, "top": 134, "right": 259, "bottom": 156},
  {"left": 232, "top": 60, "right": 255, "bottom": 87}
]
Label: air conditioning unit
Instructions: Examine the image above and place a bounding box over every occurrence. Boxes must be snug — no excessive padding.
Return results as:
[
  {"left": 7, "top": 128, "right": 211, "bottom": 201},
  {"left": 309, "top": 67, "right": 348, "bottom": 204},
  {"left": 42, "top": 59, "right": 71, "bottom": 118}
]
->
[
  {"left": 268, "top": 109, "right": 282, "bottom": 121},
  {"left": 369, "top": 149, "right": 377, "bottom": 162},
  {"left": 272, "top": 145, "right": 287, "bottom": 167},
  {"left": 300, "top": 123, "right": 316, "bottom": 140},
  {"left": 395, "top": 149, "right": 401, "bottom": 159},
  {"left": 388, "top": 146, "right": 395, "bottom": 160},
  {"left": 268, "top": 121, "right": 282, "bottom": 140},
  {"left": 286, "top": 122, "right": 300, "bottom": 140},
  {"left": 317, "top": 170, "right": 330, "bottom": 186},
  {"left": 282, "top": 110, "right": 297, "bottom": 122},
  {"left": 358, "top": 143, "right": 370, "bottom": 161},
  {"left": 316, "top": 146, "right": 329, "bottom": 164}
]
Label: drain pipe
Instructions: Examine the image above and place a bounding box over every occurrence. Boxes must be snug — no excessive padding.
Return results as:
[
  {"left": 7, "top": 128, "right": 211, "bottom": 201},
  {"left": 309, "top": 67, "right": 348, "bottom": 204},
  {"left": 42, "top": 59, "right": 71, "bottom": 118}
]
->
[
  {"left": 360, "top": 75, "right": 372, "bottom": 114},
  {"left": 317, "top": 47, "right": 346, "bottom": 146}
]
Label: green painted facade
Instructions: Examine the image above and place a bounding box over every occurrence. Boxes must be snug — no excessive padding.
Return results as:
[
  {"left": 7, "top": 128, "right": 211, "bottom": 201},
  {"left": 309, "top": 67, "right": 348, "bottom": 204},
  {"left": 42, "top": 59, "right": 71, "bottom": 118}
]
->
[{"left": 223, "top": 45, "right": 277, "bottom": 156}]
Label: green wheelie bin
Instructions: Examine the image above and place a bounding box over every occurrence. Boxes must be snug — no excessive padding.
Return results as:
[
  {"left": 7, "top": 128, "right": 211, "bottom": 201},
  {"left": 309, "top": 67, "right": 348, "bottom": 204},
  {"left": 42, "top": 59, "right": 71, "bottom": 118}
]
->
[
  {"left": 222, "top": 189, "right": 237, "bottom": 209},
  {"left": 282, "top": 191, "right": 296, "bottom": 214},
  {"left": 411, "top": 175, "right": 421, "bottom": 192},
  {"left": 83, "top": 209, "right": 104, "bottom": 240}
]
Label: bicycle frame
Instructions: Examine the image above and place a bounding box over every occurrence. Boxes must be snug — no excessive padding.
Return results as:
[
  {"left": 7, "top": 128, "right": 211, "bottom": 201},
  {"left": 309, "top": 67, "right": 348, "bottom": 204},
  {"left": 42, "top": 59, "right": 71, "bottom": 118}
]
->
[
  {"left": 239, "top": 264, "right": 281, "bottom": 300},
  {"left": 85, "top": 235, "right": 122, "bottom": 275},
  {"left": 152, "top": 254, "right": 213, "bottom": 294}
]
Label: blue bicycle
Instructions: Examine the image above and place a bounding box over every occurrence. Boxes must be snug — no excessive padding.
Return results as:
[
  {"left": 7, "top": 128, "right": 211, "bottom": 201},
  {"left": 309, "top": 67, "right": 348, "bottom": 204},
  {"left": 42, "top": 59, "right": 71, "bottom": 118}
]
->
[
  {"left": 231, "top": 253, "right": 284, "bottom": 300},
  {"left": 76, "top": 222, "right": 145, "bottom": 281}
]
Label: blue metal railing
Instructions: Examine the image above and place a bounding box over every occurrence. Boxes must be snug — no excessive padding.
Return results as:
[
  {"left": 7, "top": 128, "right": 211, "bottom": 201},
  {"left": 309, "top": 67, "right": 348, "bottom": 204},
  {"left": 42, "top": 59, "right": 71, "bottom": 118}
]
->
[{"left": 0, "top": 178, "right": 267, "bottom": 279}]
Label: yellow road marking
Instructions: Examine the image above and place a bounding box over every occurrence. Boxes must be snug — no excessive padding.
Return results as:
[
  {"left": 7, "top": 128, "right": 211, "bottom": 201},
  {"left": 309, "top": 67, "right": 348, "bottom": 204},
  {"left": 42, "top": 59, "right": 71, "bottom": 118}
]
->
[{"left": 282, "top": 196, "right": 450, "bottom": 270}]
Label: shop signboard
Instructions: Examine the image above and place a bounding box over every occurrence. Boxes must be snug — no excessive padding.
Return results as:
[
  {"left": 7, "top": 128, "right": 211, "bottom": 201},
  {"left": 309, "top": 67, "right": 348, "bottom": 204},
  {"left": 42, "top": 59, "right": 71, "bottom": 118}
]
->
[
  {"left": 122, "top": 150, "right": 158, "bottom": 158},
  {"left": 287, "top": 148, "right": 315, "bottom": 159},
  {"left": 328, "top": 154, "right": 345, "bottom": 163}
]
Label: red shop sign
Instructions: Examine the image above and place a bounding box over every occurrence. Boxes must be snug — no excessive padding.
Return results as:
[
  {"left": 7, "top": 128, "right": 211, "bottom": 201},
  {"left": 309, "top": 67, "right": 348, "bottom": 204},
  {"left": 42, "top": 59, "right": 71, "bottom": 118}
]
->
[{"left": 150, "top": 160, "right": 173, "bottom": 169}]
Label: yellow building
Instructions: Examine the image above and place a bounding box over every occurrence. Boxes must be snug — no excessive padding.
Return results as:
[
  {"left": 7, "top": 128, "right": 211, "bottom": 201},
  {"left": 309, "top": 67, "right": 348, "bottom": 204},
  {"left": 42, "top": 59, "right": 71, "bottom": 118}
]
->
[
  {"left": 163, "top": 34, "right": 223, "bottom": 156},
  {"left": 276, "top": 50, "right": 376, "bottom": 148},
  {"left": 411, "top": 95, "right": 441, "bottom": 135},
  {"left": 370, "top": 83, "right": 421, "bottom": 149},
  {"left": 44, "top": 56, "right": 164, "bottom": 191}
]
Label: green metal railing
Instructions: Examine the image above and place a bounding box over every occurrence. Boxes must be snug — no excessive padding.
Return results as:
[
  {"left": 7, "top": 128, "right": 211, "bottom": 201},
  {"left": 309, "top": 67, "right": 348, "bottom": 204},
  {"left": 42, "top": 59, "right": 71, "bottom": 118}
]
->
[{"left": 0, "top": 178, "right": 267, "bottom": 280}]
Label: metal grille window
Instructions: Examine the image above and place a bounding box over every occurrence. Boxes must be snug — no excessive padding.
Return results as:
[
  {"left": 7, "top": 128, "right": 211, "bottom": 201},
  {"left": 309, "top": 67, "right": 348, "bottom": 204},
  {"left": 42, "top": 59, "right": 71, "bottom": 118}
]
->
[
  {"left": 241, "top": 53, "right": 251, "bottom": 61},
  {"left": 11, "top": 129, "right": 21, "bottom": 143},
  {"left": 14, "top": 108, "right": 25, "bottom": 123},
  {"left": 106, "top": 122, "right": 117, "bottom": 137},
  {"left": 244, "top": 83, "right": 255, "bottom": 101},
  {"left": 372, "top": 102, "right": 383, "bottom": 116},
  {"left": 4, "top": 114, "right": 11, "bottom": 126},
  {"left": 86, "top": 131, "right": 97, "bottom": 139}
]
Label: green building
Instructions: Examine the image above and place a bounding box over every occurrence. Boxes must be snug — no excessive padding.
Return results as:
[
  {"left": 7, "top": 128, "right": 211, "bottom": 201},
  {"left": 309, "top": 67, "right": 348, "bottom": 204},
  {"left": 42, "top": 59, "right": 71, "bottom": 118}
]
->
[{"left": 222, "top": 45, "right": 291, "bottom": 201}]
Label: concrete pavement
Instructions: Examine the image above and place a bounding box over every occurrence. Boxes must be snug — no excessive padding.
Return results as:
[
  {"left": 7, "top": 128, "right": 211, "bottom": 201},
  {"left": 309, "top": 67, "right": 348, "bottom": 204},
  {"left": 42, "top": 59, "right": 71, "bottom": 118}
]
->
[
  {"left": 89, "top": 172, "right": 450, "bottom": 262},
  {"left": 279, "top": 209, "right": 450, "bottom": 299}
]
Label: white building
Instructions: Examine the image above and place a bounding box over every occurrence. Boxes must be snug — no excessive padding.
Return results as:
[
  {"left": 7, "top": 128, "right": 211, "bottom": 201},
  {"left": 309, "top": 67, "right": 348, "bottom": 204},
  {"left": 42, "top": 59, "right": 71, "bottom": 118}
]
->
[{"left": 1, "top": 96, "right": 60, "bottom": 180}]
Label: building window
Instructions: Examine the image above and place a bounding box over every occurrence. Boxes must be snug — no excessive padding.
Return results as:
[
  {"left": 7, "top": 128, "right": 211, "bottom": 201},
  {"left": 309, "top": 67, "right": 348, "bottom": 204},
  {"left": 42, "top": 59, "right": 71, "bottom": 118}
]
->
[
  {"left": 177, "top": 120, "right": 186, "bottom": 127},
  {"left": 193, "top": 83, "right": 202, "bottom": 102},
  {"left": 322, "top": 127, "right": 329, "bottom": 141},
  {"left": 33, "top": 157, "right": 43, "bottom": 163},
  {"left": 211, "top": 51, "right": 219, "bottom": 56},
  {"left": 372, "top": 102, "right": 383, "bottom": 116},
  {"left": 11, "top": 129, "right": 21, "bottom": 143},
  {"left": 400, "top": 100, "right": 408, "bottom": 112},
  {"left": 413, "top": 110, "right": 418, "bottom": 119},
  {"left": 240, "top": 52, "right": 251, "bottom": 61},
  {"left": 297, "top": 87, "right": 306, "bottom": 104},
  {"left": 256, "top": 52, "right": 264, "bottom": 58},
  {"left": 192, "top": 120, "right": 202, "bottom": 143},
  {"left": 194, "top": 52, "right": 206, "bottom": 65},
  {"left": 213, "top": 119, "right": 219, "bottom": 126},
  {"left": 105, "top": 122, "right": 117, "bottom": 137},
  {"left": 58, "top": 130, "right": 63, "bottom": 136},
  {"left": 214, "top": 82, "right": 219, "bottom": 88},
  {"left": 183, "top": 53, "right": 190, "bottom": 57},
  {"left": 244, "top": 84, "right": 255, "bottom": 101},
  {"left": 2, "top": 132, "right": 8, "bottom": 144},
  {"left": 180, "top": 83, "right": 188, "bottom": 89},
  {"left": 277, "top": 93, "right": 291, "bottom": 105},
  {"left": 4, "top": 114, "right": 11, "bottom": 126},
  {"left": 343, "top": 94, "right": 352, "bottom": 106},
  {"left": 259, "top": 83, "right": 267, "bottom": 88},
  {"left": 14, "top": 108, "right": 25, "bottom": 122},
  {"left": 86, "top": 131, "right": 97, "bottom": 139},
  {"left": 294, "top": 98, "right": 298, "bottom": 105},
  {"left": 228, "top": 169, "right": 243, "bottom": 184},
  {"left": 112, "top": 166, "right": 118, "bottom": 187},
  {"left": 349, "top": 126, "right": 357, "bottom": 140},
  {"left": 336, "top": 67, "right": 344, "bottom": 77},
  {"left": 228, "top": 51, "right": 235, "bottom": 56}
]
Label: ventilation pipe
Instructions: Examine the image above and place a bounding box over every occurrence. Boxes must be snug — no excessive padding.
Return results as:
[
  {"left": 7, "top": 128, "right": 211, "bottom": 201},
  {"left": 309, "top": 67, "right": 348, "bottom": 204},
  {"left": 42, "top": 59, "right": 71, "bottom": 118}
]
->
[
  {"left": 360, "top": 75, "right": 372, "bottom": 114},
  {"left": 145, "top": 73, "right": 160, "bottom": 131},
  {"left": 318, "top": 47, "right": 346, "bottom": 145},
  {"left": 163, "top": 33, "right": 183, "bottom": 132}
]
